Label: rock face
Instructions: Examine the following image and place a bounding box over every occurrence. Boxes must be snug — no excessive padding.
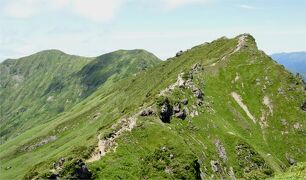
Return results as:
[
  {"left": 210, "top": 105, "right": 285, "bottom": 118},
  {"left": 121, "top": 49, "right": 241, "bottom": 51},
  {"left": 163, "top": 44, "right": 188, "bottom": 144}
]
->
[
  {"left": 70, "top": 159, "right": 92, "bottom": 179},
  {"left": 159, "top": 98, "right": 173, "bottom": 123},
  {"left": 301, "top": 101, "right": 306, "bottom": 111},
  {"left": 21, "top": 136, "right": 57, "bottom": 152}
]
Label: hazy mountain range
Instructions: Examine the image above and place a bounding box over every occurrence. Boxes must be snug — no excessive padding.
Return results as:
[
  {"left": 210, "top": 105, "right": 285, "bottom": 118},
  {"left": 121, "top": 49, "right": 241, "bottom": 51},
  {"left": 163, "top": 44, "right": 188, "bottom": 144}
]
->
[{"left": 271, "top": 52, "right": 306, "bottom": 80}]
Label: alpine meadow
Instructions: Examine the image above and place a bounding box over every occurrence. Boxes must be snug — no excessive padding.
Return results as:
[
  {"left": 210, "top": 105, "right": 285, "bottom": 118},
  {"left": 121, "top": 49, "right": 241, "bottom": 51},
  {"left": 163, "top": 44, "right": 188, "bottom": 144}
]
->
[{"left": 0, "top": 0, "right": 305, "bottom": 180}]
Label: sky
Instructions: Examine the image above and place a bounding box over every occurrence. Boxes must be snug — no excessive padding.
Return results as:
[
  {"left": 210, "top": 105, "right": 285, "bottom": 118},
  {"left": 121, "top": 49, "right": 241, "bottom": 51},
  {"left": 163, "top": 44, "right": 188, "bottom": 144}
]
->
[{"left": 0, "top": 0, "right": 306, "bottom": 61}]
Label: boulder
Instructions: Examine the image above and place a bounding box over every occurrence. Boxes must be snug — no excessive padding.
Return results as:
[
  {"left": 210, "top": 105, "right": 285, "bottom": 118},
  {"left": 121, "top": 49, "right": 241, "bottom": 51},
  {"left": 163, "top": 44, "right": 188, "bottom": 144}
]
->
[
  {"left": 70, "top": 159, "right": 92, "bottom": 179},
  {"left": 175, "top": 110, "right": 186, "bottom": 120},
  {"left": 173, "top": 104, "right": 181, "bottom": 113},
  {"left": 159, "top": 98, "right": 173, "bottom": 123},
  {"left": 286, "top": 156, "right": 296, "bottom": 165},
  {"left": 177, "top": 73, "right": 186, "bottom": 88},
  {"left": 181, "top": 99, "right": 188, "bottom": 105},
  {"left": 210, "top": 160, "right": 220, "bottom": 172},
  {"left": 194, "top": 89, "right": 203, "bottom": 100},
  {"left": 176, "top": 50, "right": 183, "bottom": 57}
]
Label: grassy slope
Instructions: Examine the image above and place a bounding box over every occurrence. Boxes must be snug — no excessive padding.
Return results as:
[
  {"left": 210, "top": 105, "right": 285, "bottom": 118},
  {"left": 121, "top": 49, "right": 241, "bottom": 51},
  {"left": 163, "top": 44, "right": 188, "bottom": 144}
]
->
[
  {"left": 0, "top": 49, "right": 161, "bottom": 142},
  {"left": 0, "top": 50, "right": 92, "bottom": 141},
  {"left": 0, "top": 35, "right": 305, "bottom": 179}
]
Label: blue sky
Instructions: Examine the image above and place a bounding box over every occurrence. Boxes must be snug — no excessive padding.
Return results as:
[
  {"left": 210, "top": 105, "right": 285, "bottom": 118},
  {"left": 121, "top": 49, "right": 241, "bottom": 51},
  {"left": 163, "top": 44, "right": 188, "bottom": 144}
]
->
[{"left": 0, "top": 0, "right": 305, "bottom": 61}]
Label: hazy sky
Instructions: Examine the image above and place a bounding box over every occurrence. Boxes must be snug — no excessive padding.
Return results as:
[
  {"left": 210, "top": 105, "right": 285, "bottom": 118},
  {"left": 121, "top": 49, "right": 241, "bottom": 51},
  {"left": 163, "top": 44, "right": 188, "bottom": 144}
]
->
[{"left": 0, "top": 0, "right": 305, "bottom": 61}]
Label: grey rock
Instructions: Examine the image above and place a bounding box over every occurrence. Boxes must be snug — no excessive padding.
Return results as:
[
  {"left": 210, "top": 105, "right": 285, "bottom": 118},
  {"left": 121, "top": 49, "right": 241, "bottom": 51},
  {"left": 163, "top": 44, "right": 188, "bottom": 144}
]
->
[
  {"left": 175, "top": 110, "right": 186, "bottom": 120},
  {"left": 293, "top": 122, "right": 301, "bottom": 130},
  {"left": 196, "top": 99, "right": 203, "bottom": 106},
  {"left": 160, "top": 98, "right": 173, "bottom": 123},
  {"left": 176, "top": 50, "right": 183, "bottom": 57},
  {"left": 177, "top": 73, "right": 186, "bottom": 88},
  {"left": 215, "top": 139, "right": 227, "bottom": 161},
  {"left": 173, "top": 104, "right": 181, "bottom": 113},
  {"left": 181, "top": 99, "right": 188, "bottom": 105},
  {"left": 70, "top": 159, "right": 92, "bottom": 179},
  {"left": 286, "top": 156, "right": 296, "bottom": 165},
  {"left": 278, "top": 88, "right": 285, "bottom": 94},
  {"left": 140, "top": 108, "right": 154, "bottom": 116},
  {"left": 210, "top": 160, "right": 220, "bottom": 172},
  {"left": 195, "top": 89, "right": 203, "bottom": 99}
]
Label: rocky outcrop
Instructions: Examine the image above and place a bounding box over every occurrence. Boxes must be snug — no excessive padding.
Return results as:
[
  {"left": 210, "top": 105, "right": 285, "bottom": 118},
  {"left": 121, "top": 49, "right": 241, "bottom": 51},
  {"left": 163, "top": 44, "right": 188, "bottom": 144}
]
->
[
  {"left": 21, "top": 136, "right": 57, "bottom": 152},
  {"left": 174, "top": 109, "right": 186, "bottom": 120},
  {"left": 140, "top": 108, "right": 155, "bottom": 116},
  {"left": 176, "top": 50, "right": 183, "bottom": 57},
  {"left": 160, "top": 98, "right": 173, "bottom": 123},
  {"left": 190, "top": 63, "right": 204, "bottom": 74},
  {"left": 214, "top": 139, "right": 227, "bottom": 162},
  {"left": 53, "top": 157, "right": 65, "bottom": 170},
  {"left": 70, "top": 159, "right": 92, "bottom": 179},
  {"left": 210, "top": 160, "right": 220, "bottom": 172},
  {"left": 177, "top": 73, "right": 186, "bottom": 88},
  {"left": 157, "top": 63, "right": 205, "bottom": 122}
]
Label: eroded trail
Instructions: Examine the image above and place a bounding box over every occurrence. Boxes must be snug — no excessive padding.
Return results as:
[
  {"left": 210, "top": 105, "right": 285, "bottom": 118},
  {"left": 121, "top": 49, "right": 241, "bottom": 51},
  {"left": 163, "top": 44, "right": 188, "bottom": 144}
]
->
[
  {"left": 86, "top": 117, "right": 137, "bottom": 163},
  {"left": 231, "top": 92, "right": 256, "bottom": 123}
]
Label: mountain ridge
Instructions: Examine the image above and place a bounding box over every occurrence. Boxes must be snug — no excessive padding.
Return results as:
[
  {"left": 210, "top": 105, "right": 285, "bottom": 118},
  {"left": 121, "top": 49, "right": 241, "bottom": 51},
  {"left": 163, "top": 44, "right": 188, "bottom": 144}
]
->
[{"left": 0, "top": 34, "right": 305, "bottom": 179}]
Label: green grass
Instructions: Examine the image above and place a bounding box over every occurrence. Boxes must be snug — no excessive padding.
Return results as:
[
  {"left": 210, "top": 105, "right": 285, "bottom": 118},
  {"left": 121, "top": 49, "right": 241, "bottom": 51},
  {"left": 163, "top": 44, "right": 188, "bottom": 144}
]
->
[
  {"left": 0, "top": 49, "right": 161, "bottom": 142},
  {"left": 0, "top": 34, "right": 305, "bottom": 179}
]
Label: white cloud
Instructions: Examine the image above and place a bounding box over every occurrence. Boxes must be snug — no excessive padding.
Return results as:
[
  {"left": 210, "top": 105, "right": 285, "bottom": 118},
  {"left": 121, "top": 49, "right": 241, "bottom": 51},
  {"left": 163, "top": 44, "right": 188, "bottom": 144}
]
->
[
  {"left": 161, "top": 0, "right": 210, "bottom": 9},
  {"left": 2, "top": 0, "right": 123, "bottom": 22},
  {"left": 3, "top": 0, "right": 42, "bottom": 18},
  {"left": 238, "top": 4, "right": 256, "bottom": 10},
  {"left": 72, "top": 0, "right": 123, "bottom": 22}
]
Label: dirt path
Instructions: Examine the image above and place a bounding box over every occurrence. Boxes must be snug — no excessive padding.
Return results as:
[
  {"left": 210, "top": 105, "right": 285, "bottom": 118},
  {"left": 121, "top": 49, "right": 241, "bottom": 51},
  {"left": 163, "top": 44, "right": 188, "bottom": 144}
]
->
[
  {"left": 263, "top": 96, "right": 273, "bottom": 114},
  {"left": 260, "top": 96, "right": 273, "bottom": 129},
  {"left": 231, "top": 92, "right": 256, "bottom": 123},
  {"left": 86, "top": 117, "right": 137, "bottom": 163},
  {"left": 206, "top": 34, "right": 247, "bottom": 67}
]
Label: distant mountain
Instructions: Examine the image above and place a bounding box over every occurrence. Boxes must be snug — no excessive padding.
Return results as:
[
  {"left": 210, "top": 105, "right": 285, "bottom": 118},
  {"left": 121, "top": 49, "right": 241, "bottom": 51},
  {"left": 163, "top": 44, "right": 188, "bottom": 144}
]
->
[
  {"left": 271, "top": 52, "right": 306, "bottom": 80},
  {"left": 0, "top": 49, "right": 161, "bottom": 141}
]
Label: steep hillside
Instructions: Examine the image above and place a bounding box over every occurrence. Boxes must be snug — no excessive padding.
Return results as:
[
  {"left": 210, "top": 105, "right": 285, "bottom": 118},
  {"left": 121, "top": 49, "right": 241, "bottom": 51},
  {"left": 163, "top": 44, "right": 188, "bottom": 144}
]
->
[
  {"left": 0, "top": 34, "right": 305, "bottom": 179},
  {"left": 271, "top": 52, "right": 306, "bottom": 80},
  {"left": 0, "top": 49, "right": 161, "bottom": 142}
]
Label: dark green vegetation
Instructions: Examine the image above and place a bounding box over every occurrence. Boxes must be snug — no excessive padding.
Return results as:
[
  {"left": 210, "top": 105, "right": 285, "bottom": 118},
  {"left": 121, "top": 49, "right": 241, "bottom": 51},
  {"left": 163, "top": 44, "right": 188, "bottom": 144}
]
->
[{"left": 0, "top": 34, "right": 305, "bottom": 179}]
